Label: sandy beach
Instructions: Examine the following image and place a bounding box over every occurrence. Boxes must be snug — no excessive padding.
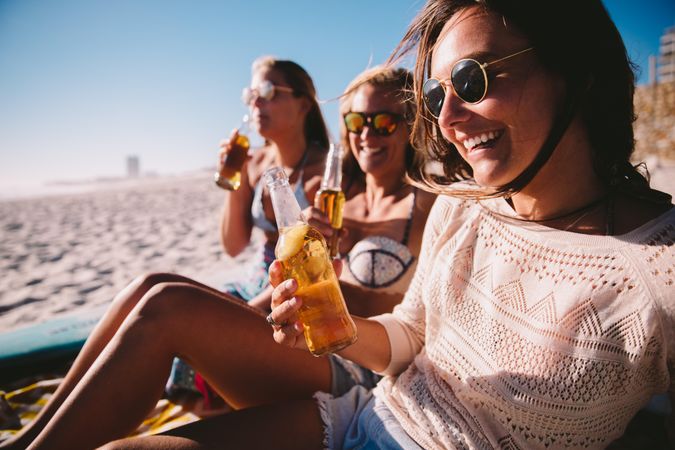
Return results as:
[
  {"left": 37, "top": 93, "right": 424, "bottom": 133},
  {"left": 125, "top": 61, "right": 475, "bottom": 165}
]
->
[
  {"left": 1, "top": 162, "right": 674, "bottom": 334},
  {"left": 0, "top": 170, "right": 261, "bottom": 333}
]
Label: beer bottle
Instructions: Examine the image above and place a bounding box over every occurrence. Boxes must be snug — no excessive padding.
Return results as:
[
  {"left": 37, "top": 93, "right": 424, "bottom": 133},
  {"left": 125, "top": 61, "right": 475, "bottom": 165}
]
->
[
  {"left": 214, "top": 115, "right": 250, "bottom": 190},
  {"left": 314, "top": 143, "right": 345, "bottom": 258},
  {"left": 264, "top": 166, "right": 357, "bottom": 356}
]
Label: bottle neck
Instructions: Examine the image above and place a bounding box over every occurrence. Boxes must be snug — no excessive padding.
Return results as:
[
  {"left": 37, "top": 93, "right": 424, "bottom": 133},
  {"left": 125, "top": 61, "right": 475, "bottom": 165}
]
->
[
  {"left": 321, "top": 145, "right": 343, "bottom": 191},
  {"left": 264, "top": 167, "right": 306, "bottom": 229}
]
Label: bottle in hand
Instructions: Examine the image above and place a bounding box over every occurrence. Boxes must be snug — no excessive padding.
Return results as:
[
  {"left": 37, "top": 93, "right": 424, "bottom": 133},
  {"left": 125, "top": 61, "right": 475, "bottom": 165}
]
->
[
  {"left": 215, "top": 115, "right": 250, "bottom": 191},
  {"left": 314, "top": 143, "right": 345, "bottom": 258},
  {"left": 264, "top": 166, "right": 357, "bottom": 356}
]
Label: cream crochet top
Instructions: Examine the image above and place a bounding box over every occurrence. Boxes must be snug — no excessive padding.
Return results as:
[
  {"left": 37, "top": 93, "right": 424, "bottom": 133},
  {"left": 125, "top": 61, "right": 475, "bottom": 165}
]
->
[{"left": 372, "top": 195, "right": 675, "bottom": 449}]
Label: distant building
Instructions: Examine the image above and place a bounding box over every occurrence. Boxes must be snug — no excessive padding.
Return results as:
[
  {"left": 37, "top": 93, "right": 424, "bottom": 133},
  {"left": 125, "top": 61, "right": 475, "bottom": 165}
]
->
[
  {"left": 126, "top": 155, "right": 140, "bottom": 178},
  {"left": 657, "top": 25, "right": 675, "bottom": 83}
]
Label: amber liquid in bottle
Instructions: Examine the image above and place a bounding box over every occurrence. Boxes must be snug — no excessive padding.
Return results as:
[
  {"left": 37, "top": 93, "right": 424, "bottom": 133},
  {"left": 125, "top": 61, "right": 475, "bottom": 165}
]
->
[
  {"left": 276, "top": 223, "right": 357, "bottom": 356},
  {"left": 314, "top": 143, "right": 345, "bottom": 258},
  {"left": 215, "top": 133, "right": 249, "bottom": 191},
  {"left": 315, "top": 189, "right": 345, "bottom": 258}
]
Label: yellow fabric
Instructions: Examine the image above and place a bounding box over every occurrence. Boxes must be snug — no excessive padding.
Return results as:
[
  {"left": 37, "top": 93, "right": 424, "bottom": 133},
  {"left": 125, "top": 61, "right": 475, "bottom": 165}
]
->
[{"left": 0, "top": 377, "right": 200, "bottom": 442}]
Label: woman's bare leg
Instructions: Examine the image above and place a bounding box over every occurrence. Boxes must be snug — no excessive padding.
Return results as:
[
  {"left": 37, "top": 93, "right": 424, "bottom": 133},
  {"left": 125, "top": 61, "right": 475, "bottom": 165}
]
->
[
  {"left": 100, "top": 399, "right": 324, "bottom": 450},
  {"left": 1, "top": 273, "right": 220, "bottom": 450},
  {"left": 27, "top": 282, "right": 331, "bottom": 450}
]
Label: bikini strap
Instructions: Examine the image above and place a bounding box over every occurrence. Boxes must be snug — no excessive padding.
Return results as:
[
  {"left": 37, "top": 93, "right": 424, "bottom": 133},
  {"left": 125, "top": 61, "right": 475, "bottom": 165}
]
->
[
  {"left": 401, "top": 187, "right": 417, "bottom": 246},
  {"left": 292, "top": 146, "right": 311, "bottom": 186}
]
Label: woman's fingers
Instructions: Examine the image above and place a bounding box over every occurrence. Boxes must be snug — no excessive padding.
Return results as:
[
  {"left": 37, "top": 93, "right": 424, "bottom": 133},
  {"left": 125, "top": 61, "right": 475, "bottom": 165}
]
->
[
  {"left": 267, "top": 285, "right": 305, "bottom": 349},
  {"left": 217, "top": 129, "right": 240, "bottom": 160},
  {"left": 269, "top": 260, "right": 285, "bottom": 288},
  {"left": 270, "top": 278, "right": 298, "bottom": 310},
  {"left": 332, "top": 258, "right": 343, "bottom": 278},
  {"left": 304, "top": 206, "right": 335, "bottom": 238}
]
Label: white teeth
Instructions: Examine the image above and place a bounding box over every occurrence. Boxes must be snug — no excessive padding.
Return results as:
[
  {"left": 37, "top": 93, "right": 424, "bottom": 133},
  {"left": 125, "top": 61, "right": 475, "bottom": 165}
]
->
[
  {"left": 362, "top": 147, "right": 383, "bottom": 154},
  {"left": 462, "top": 130, "right": 502, "bottom": 150}
]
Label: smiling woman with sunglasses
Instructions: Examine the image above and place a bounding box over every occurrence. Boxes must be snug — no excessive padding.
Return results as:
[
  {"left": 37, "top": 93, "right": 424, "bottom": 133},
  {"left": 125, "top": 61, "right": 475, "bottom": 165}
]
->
[{"left": 264, "top": 0, "right": 673, "bottom": 449}]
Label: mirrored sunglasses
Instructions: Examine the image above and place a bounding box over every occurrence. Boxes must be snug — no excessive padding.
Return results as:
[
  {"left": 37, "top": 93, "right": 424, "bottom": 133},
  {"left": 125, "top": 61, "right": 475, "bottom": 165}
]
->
[
  {"left": 422, "top": 47, "right": 533, "bottom": 117},
  {"left": 343, "top": 111, "right": 403, "bottom": 137},
  {"left": 241, "top": 80, "right": 295, "bottom": 105}
]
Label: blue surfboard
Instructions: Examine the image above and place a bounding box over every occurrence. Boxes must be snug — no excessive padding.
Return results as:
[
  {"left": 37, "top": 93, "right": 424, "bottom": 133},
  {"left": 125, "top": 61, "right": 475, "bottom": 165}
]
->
[{"left": 0, "top": 306, "right": 106, "bottom": 374}]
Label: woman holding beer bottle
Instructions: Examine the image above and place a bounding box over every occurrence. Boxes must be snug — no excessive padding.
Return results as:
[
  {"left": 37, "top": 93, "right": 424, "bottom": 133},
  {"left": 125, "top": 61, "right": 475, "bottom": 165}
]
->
[
  {"left": 216, "top": 55, "right": 331, "bottom": 307},
  {"left": 5, "top": 66, "right": 436, "bottom": 450}
]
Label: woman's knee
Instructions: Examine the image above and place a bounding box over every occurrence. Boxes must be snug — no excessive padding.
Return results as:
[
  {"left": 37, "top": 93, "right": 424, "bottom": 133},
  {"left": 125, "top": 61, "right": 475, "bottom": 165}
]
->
[
  {"left": 110, "top": 272, "right": 181, "bottom": 310},
  {"left": 131, "top": 272, "right": 182, "bottom": 292},
  {"left": 136, "top": 282, "right": 202, "bottom": 319}
]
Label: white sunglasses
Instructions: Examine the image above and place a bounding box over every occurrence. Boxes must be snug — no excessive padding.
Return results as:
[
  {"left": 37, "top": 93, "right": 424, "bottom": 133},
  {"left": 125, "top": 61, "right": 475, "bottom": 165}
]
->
[{"left": 241, "top": 80, "right": 296, "bottom": 105}]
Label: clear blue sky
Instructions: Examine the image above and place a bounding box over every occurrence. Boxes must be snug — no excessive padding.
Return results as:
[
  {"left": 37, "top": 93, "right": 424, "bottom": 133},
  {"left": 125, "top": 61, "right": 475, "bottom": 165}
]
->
[{"left": 1, "top": 0, "right": 673, "bottom": 192}]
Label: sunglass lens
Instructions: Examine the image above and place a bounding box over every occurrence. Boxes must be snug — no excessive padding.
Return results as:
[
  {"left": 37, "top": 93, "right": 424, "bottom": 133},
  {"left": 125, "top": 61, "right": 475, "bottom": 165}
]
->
[
  {"left": 423, "top": 78, "right": 445, "bottom": 117},
  {"left": 258, "top": 81, "right": 275, "bottom": 101},
  {"left": 344, "top": 113, "right": 364, "bottom": 134},
  {"left": 373, "top": 114, "right": 397, "bottom": 136},
  {"left": 451, "top": 59, "right": 486, "bottom": 104}
]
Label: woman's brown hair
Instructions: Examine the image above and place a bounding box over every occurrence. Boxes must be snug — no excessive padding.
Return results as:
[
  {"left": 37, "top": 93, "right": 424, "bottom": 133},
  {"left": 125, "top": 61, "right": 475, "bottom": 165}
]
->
[{"left": 252, "top": 56, "right": 330, "bottom": 151}]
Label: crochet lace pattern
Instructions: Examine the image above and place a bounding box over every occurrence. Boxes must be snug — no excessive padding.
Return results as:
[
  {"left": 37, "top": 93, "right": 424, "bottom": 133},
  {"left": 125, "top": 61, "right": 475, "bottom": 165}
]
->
[{"left": 374, "top": 196, "right": 674, "bottom": 450}]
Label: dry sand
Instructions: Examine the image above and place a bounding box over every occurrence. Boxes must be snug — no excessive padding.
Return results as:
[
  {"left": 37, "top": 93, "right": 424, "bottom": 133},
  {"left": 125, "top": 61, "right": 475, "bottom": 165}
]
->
[
  {"left": 0, "top": 170, "right": 261, "bottom": 333},
  {"left": 1, "top": 162, "right": 673, "bottom": 334}
]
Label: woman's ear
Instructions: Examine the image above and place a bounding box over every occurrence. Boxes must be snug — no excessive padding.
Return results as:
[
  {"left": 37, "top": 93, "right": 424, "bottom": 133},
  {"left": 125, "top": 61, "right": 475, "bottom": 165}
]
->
[{"left": 299, "top": 96, "right": 312, "bottom": 116}]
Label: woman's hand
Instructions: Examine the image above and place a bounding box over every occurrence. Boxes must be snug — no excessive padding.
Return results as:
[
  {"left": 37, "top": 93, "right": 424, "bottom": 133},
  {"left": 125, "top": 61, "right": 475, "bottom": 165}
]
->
[
  {"left": 268, "top": 258, "right": 344, "bottom": 350},
  {"left": 218, "top": 129, "right": 252, "bottom": 184},
  {"left": 268, "top": 260, "right": 306, "bottom": 350},
  {"left": 303, "top": 206, "right": 348, "bottom": 250},
  {"left": 217, "top": 129, "right": 239, "bottom": 170},
  {"left": 303, "top": 206, "right": 333, "bottom": 239}
]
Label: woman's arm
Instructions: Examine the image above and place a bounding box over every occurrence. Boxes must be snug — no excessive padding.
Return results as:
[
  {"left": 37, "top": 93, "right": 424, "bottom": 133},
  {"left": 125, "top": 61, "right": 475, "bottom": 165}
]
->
[{"left": 339, "top": 283, "right": 402, "bottom": 318}]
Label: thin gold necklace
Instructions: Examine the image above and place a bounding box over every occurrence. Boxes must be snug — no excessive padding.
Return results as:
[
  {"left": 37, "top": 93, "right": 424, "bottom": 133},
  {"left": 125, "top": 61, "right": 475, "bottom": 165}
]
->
[{"left": 504, "top": 194, "right": 615, "bottom": 235}]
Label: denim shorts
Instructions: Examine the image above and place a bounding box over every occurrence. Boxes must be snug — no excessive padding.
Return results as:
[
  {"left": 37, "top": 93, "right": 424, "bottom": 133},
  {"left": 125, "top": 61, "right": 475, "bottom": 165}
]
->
[
  {"left": 315, "top": 384, "right": 423, "bottom": 450},
  {"left": 328, "top": 355, "right": 381, "bottom": 397}
]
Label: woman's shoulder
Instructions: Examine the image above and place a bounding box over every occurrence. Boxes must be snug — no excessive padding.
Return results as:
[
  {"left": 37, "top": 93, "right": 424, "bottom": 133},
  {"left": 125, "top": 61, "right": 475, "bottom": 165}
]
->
[
  {"left": 414, "top": 189, "right": 438, "bottom": 214},
  {"left": 613, "top": 192, "right": 673, "bottom": 236}
]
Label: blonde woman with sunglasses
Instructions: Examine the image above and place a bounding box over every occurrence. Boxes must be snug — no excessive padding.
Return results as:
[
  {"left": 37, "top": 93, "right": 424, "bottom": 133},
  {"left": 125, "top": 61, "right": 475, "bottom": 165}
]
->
[
  {"left": 215, "top": 56, "right": 331, "bottom": 309},
  {"left": 161, "top": 56, "right": 333, "bottom": 397}
]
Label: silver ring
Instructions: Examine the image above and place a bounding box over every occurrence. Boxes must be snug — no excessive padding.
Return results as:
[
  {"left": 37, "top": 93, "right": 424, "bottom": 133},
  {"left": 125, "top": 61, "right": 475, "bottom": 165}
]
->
[{"left": 266, "top": 313, "right": 286, "bottom": 328}]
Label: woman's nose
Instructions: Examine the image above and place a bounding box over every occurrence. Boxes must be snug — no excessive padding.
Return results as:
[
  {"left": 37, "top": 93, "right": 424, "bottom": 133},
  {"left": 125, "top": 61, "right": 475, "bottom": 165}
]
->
[
  {"left": 437, "top": 88, "right": 471, "bottom": 129},
  {"left": 252, "top": 93, "right": 265, "bottom": 108},
  {"left": 359, "top": 123, "right": 378, "bottom": 141}
]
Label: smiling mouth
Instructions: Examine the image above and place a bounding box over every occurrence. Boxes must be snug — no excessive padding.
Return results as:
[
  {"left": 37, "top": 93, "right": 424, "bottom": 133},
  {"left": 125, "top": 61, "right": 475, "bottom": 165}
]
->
[
  {"left": 360, "top": 147, "right": 385, "bottom": 155},
  {"left": 462, "top": 130, "right": 503, "bottom": 151}
]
